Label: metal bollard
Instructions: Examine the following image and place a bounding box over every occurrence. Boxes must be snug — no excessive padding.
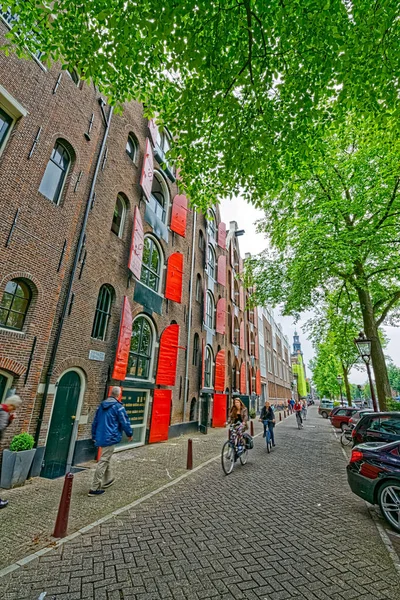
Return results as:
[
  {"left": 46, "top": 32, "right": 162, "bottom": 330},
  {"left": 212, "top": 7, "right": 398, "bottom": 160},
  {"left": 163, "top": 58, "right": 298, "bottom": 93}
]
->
[
  {"left": 250, "top": 420, "right": 254, "bottom": 436},
  {"left": 186, "top": 438, "right": 193, "bottom": 470},
  {"left": 53, "top": 472, "right": 74, "bottom": 538},
  {"left": 279, "top": 412, "right": 282, "bottom": 421}
]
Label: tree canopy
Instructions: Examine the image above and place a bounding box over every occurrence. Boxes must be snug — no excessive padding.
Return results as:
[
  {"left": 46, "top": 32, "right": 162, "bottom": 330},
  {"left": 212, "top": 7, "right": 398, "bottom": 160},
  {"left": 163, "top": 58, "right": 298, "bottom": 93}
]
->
[{"left": 3, "top": 0, "right": 400, "bottom": 208}]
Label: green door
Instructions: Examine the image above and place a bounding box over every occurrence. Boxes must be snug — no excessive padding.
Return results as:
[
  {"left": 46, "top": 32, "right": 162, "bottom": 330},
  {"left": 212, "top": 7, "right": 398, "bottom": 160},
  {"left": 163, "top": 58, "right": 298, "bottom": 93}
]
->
[{"left": 41, "top": 371, "right": 81, "bottom": 479}]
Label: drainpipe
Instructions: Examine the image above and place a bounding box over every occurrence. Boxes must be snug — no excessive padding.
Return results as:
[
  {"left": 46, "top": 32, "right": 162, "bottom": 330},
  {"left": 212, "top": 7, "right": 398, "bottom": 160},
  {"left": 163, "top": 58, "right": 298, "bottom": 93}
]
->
[
  {"left": 34, "top": 101, "right": 113, "bottom": 446},
  {"left": 183, "top": 209, "right": 197, "bottom": 422}
]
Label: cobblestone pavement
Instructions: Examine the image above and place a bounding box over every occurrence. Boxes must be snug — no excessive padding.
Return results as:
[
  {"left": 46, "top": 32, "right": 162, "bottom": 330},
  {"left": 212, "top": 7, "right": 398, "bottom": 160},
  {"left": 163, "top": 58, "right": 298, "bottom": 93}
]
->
[{"left": 2, "top": 406, "right": 400, "bottom": 600}]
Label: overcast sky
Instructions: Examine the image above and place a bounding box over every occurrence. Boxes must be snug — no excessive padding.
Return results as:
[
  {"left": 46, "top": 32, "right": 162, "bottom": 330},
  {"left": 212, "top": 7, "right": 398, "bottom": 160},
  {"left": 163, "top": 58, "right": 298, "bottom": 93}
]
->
[{"left": 220, "top": 197, "right": 400, "bottom": 385}]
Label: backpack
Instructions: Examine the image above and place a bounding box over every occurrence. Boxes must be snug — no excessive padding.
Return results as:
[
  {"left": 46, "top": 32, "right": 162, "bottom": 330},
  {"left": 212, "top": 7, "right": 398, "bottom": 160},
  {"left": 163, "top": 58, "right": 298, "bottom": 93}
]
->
[{"left": 243, "top": 432, "right": 254, "bottom": 449}]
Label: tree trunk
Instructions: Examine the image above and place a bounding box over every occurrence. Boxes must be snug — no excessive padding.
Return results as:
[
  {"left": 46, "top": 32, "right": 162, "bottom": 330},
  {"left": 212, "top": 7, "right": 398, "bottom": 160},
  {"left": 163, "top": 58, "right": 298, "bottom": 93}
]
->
[
  {"left": 355, "top": 281, "right": 390, "bottom": 411},
  {"left": 342, "top": 366, "right": 352, "bottom": 406}
]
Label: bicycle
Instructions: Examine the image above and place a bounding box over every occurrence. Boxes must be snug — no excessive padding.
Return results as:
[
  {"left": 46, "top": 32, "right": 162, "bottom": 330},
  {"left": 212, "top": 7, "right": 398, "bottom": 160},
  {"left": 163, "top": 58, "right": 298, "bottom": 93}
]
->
[
  {"left": 221, "top": 423, "right": 249, "bottom": 475},
  {"left": 295, "top": 411, "right": 303, "bottom": 429},
  {"left": 340, "top": 425, "right": 354, "bottom": 447},
  {"left": 263, "top": 420, "right": 274, "bottom": 453}
]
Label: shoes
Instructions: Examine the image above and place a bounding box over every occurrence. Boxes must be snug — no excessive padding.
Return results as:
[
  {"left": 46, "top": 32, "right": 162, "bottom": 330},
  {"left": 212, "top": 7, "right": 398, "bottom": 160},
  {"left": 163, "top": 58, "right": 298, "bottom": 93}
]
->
[
  {"left": 102, "top": 478, "right": 115, "bottom": 489},
  {"left": 272, "top": 443, "right": 276, "bottom": 447},
  {"left": 0, "top": 499, "right": 8, "bottom": 509},
  {"left": 88, "top": 489, "right": 105, "bottom": 497},
  {"left": 262, "top": 432, "right": 266, "bottom": 438}
]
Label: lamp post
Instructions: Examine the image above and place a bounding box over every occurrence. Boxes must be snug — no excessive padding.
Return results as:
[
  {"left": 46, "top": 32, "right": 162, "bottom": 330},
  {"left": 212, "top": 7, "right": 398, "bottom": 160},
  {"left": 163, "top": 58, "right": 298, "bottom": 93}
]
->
[
  {"left": 337, "top": 375, "right": 344, "bottom": 405},
  {"left": 354, "top": 332, "right": 378, "bottom": 412}
]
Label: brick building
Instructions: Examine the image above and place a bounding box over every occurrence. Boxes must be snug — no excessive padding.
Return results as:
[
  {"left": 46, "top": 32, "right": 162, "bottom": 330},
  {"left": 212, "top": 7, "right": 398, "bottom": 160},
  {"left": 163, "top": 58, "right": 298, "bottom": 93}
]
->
[{"left": 0, "top": 15, "right": 263, "bottom": 479}]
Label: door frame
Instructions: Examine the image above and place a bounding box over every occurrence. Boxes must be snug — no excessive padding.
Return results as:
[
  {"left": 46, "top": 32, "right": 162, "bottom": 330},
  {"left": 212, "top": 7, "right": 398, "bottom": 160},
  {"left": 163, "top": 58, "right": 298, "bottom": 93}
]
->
[{"left": 45, "top": 368, "right": 86, "bottom": 472}]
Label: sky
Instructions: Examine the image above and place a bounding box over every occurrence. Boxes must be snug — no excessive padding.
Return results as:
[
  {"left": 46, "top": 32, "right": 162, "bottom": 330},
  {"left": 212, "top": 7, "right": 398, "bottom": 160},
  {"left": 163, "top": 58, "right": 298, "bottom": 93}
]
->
[{"left": 219, "top": 197, "right": 400, "bottom": 385}]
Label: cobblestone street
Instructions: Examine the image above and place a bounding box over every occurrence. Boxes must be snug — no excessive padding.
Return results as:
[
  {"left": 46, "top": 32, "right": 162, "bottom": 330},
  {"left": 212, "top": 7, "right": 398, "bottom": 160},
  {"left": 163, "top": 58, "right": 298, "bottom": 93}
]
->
[{"left": 2, "top": 406, "right": 400, "bottom": 600}]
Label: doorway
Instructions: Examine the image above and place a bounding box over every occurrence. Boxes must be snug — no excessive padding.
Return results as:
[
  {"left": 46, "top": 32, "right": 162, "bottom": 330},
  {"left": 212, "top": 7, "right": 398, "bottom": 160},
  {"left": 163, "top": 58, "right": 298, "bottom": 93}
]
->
[{"left": 41, "top": 370, "right": 82, "bottom": 479}]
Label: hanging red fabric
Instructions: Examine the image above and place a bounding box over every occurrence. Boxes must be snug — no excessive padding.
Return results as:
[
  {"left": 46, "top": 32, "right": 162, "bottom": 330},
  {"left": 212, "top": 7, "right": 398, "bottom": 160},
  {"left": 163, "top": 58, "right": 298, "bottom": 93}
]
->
[
  {"left": 217, "top": 222, "right": 226, "bottom": 249},
  {"left": 240, "top": 363, "right": 246, "bottom": 394},
  {"left": 239, "top": 321, "right": 245, "bottom": 350},
  {"left": 217, "top": 255, "right": 226, "bottom": 286},
  {"left": 165, "top": 252, "right": 183, "bottom": 303},
  {"left": 239, "top": 286, "right": 245, "bottom": 311},
  {"left": 155, "top": 324, "right": 179, "bottom": 386},
  {"left": 213, "top": 393, "right": 226, "bottom": 427},
  {"left": 216, "top": 298, "right": 226, "bottom": 334},
  {"left": 214, "top": 349, "right": 225, "bottom": 392},
  {"left": 148, "top": 389, "right": 172, "bottom": 443},
  {"left": 140, "top": 138, "right": 154, "bottom": 200},
  {"left": 170, "top": 194, "right": 188, "bottom": 237},
  {"left": 128, "top": 206, "right": 144, "bottom": 279},
  {"left": 111, "top": 297, "right": 133, "bottom": 380},
  {"left": 256, "top": 369, "right": 261, "bottom": 395}
]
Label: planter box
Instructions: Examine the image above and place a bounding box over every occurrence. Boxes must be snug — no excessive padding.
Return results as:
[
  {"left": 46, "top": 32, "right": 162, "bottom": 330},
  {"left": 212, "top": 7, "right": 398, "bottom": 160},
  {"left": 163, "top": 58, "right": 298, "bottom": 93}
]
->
[{"left": 0, "top": 448, "right": 36, "bottom": 489}]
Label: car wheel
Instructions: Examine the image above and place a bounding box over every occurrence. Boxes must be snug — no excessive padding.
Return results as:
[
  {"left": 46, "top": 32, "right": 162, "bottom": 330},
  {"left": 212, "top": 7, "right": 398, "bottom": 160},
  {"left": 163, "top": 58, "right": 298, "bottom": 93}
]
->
[
  {"left": 321, "top": 411, "right": 328, "bottom": 419},
  {"left": 378, "top": 480, "right": 400, "bottom": 533}
]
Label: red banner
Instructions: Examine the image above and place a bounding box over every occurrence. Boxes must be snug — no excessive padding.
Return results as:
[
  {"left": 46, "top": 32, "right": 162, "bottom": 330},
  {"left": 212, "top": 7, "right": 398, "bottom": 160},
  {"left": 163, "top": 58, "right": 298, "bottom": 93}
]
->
[
  {"left": 165, "top": 252, "right": 183, "bottom": 303},
  {"left": 140, "top": 138, "right": 154, "bottom": 200},
  {"left": 155, "top": 324, "right": 179, "bottom": 386},
  {"left": 170, "top": 194, "right": 188, "bottom": 237},
  {"left": 216, "top": 298, "right": 226, "bottom": 334},
  {"left": 215, "top": 349, "right": 225, "bottom": 391},
  {"left": 111, "top": 297, "right": 132, "bottom": 380},
  {"left": 218, "top": 222, "right": 226, "bottom": 249},
  {"left": 213, "top": 393, "right": 226, "bottom": 427},
  {"left": 217, "top": 255, "right": 226, "bottom": 286},
  {"left": 256, "top": 369, "right": 261, "bottom": 395},
  {"left": 240, "top": 363, "right": 246, "bottom": 394},
  {"left": 149, "top": 389, "right": 172, "bottom": 443}
]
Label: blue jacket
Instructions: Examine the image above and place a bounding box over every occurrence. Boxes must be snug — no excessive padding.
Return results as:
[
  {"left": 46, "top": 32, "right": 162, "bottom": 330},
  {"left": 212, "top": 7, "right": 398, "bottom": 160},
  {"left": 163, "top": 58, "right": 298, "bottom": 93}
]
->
[{"left": 91, "top": 397, "right": 133, "bottom": 447}]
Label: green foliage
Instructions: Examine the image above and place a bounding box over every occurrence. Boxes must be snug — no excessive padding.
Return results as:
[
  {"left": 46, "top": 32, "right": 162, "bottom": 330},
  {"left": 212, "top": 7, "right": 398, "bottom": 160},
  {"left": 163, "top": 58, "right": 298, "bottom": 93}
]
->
[
  {"left": 388, "top": 362, "right": 400, "bottom": 394},
  {"left": 9, "top": 432, "right": 35, "bottom": 452},
  {"left": 249, "top": 409, "right": 256, "bottom": 419},
  {"left": 386, "top": 398, "right": 400, "bottom": 412},
  {"left": 309, "top": 334, "right": 342, "bottom": 400}
]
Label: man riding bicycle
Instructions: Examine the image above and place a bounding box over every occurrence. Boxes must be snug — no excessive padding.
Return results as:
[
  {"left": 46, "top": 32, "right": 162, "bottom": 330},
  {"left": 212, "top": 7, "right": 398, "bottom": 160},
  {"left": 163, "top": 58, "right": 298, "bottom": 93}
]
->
[
  {"left": 259, "top": 401, "right": 276, "bottom": 447},
  {"left": 294, "top": 400, "right": 303, "bottom": 428}
]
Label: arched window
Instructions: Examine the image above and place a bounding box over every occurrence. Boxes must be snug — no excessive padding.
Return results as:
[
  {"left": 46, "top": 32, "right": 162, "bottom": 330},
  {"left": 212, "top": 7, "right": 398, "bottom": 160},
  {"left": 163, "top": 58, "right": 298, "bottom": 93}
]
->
[
  {"left": 0, "top": 279, "right": 31, "bottom": 330},
  {"left": 207, "top": 245, "right": 216, "bottom": 279},
  {"left": 198, "top": 230, "right": 205, "bottom": 250},
  {"left": 140, "top": 236, "right": 162, "bottom": 292},
  {"left": 204, "top": 345, "right": 214, "bottom": 388},
  {"left": 111, "top": 194, "right": 127, "bottom": 237},
  {"left": 39, "top": 140, "right": 71, "bottom": 204},
  {"left": 207, "top": 210, "right": 216, "bottom": 241},
  {"left": 128, "top": 316, "right": 154, "bottom": 379},
  {"left": 234, "top": 280, "right": 239, "bottom": 304},
  {"left": 189, "top": 397, "right": 197, "bottom": 421},
  {"left": 126, "top": 133, "right": 138, "bottom": 162},
  {"left": 149, "top": 171, "right": 169, "bottom": 223},
  {"left": 91, "top": 285, "right": 113, "bottom": 340},
  {"left": 193, "top": 333, "right": 200, "bottom": 366},
  {"left": 205, "top": 291, "right": 215, "bottom": 329},
  {"left": 233, "top": 317, "right": 240, "bottom": 345},
  {"left": 195, "top": 274, "right": 202, "bottom": 302}
]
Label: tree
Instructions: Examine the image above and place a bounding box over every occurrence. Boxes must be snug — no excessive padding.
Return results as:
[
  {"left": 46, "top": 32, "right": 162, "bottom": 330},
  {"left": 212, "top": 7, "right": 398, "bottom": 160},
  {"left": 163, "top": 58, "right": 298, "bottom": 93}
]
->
[
  {"left": 309, "top": 335, "right": 342, "bottom": 401},
  {"left": 3, "top": 1, "right": 400, "bottom": 209},
  {"left": 388, "top": 362, "right": 400, "bottom": 395},
  {"left": 246, "top": 117, "right": 400, "bottom": 411}
]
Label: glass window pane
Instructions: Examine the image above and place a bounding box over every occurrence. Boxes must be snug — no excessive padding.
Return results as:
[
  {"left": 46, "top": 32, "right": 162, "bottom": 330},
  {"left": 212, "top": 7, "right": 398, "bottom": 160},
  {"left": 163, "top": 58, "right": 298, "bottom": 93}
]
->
[
  {"left": 0, "top": 107, "right": 13, "bottom": 149},
  {"left": 4, "top": 281, "right": 17, "bottom": 295},
  {"left": 39, "top": 160, "right": 64, "bottom": 202},
  {"left": 0, "top": 291, "right": 13, "bottom": 309},
  {"left": 0, "top": 308, "right": 8, "bottom": 326}
]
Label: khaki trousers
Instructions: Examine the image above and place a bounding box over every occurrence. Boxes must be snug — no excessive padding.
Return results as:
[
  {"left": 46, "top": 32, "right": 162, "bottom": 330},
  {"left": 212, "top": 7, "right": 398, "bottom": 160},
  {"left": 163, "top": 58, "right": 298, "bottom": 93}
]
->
[{"left": 92, "top": 445, "right": 115, "bottom": 490}]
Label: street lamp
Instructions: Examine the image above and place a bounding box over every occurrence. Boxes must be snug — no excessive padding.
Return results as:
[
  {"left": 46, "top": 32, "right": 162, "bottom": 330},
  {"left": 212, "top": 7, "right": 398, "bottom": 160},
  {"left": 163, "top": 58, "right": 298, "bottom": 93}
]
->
[
  {"left": 354, "top": 331, "right": 378, "bottom": 412},
  {"left": 337, "top": 375, "right": 344, "bottom": 405}
]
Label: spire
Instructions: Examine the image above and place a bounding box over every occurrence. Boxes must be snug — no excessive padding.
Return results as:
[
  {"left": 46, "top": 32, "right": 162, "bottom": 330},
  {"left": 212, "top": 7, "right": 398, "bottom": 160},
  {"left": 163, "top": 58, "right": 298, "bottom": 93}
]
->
[{"left": 292, "top": 330, "right": 302, "bottom": 355}]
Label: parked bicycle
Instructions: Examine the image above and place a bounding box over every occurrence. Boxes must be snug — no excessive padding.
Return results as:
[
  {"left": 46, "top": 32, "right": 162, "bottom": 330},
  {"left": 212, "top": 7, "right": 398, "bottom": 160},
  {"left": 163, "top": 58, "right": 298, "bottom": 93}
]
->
[
  {"left": 221, "top": 423, "right": 251, "bottom": 475},
  {"left": 340, "top": 425, "right": 354, "bottom": 447}
]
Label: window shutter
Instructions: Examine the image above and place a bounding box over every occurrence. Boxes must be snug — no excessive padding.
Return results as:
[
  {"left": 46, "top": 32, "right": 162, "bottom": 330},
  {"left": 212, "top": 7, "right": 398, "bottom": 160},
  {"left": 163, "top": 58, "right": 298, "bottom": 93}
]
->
[
  {"left": 213, "top": 393, "right": 227, "bottom": 427},
  {"left": 165, "top": 252, "right": 183, "bottom": 303},
  {"left": 239, "top": 321, "right": 245, "bottom": 350},
  {"left": 170, "top": 194, "right": 188, "bottom": 237},
  {"left": 217, "top": 255, "right": 226, "bottom": 286},
  {"left": 128, "top": 206, "right": 144, "bottom": 278},
  {"left": 155, "top": 324, "right": 179, "bottom": 386},
  {"left": 256, "top": 369, "right": 261, "bottom": 395},
  {"left": 231, "top": 271, "right": 235, "bottom": 301},
  {"left": 111, "top": 296, "right": 133, "bottom": 380},
  {"left": 240, "top": 363, "right": 246, "bottom": 394},
  {"left": 239, "top": 285, "right": 245, "bottom": 311},
  {"left": 254, "top": 333, "right": 259, "bottom": 360},
  {"left": 214, "top": 349, "right": 225, "bottom": 392},
  {"left": 148, "top": 119, "right": 158, "bottom": 147},
  {"left": 148, "top": 389, "right": 172, "bottom": 443},
  {"left": 140, "top": 138, "right": 154, "bottom": 200},
  {"left": 218, "top": 222, "right": 226, "bottom": 248},
  {"left": 216, "top": 298, "right": 226, "bottom": 334}
]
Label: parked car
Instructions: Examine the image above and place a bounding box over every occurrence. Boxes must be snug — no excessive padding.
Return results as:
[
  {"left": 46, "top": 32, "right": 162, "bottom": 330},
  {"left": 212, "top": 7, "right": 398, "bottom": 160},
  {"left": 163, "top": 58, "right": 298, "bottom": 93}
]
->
[
  {"left": 318, "top": 400, "right": 334, "bottom": 419},
  {"left": 352, "top": 412, "right": 400, "bottom": 446},
  {"left": 347, "top": 441, "right": 400, "bottom": 533},
  {"left": 348, "top": 408, "right": 374, "bottom": 427},
  {"left": 329, "top": 407, "right": 359, "bottom": 430}
]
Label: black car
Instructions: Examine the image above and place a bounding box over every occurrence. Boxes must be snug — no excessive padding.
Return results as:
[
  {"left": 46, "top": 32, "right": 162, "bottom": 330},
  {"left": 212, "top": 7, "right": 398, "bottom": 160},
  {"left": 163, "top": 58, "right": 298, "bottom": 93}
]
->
[
  {"left": 347, "top": 441, "right": 400, "bottom": 532},
  {"left": 352, "top": 412, "right": 400, "bottom": 446}
]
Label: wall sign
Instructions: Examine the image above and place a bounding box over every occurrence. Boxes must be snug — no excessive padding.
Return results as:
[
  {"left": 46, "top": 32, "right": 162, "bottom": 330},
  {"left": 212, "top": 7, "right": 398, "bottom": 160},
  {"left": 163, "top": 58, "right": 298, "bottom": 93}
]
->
[{"left": 88, "top": 350, "right": 105, "bottom": 362}]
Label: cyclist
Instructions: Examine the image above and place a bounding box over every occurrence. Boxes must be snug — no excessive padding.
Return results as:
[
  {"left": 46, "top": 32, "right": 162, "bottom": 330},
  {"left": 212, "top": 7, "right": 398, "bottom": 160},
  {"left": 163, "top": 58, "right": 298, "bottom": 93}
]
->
[
  {"left": 293, "top": 399, "right": 303, "bottom": 428},
  {"left": 259, "top": 401, "right": 276, "bottom": 446},
  {"left": 228, "top": 398, "right": 248, "bottom": 452}
]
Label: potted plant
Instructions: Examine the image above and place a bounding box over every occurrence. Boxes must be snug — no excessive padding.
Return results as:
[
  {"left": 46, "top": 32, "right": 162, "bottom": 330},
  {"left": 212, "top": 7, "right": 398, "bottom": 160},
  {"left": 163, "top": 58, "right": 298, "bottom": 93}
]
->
[{"left": 0, "top": 432, "right": 36, "bottom": 489}]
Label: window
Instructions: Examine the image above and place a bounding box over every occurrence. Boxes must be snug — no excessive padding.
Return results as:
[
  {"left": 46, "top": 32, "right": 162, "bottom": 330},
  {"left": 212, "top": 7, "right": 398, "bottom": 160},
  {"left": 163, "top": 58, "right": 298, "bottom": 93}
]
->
[
  {"left": 67, "top": 67, "right": 80, "bottom": 86},
  {"left": 198, "top": 230, "right": 205, "bottom": 250},
  {"left": 140, "top": 236, "right": 162, "bottom": 292},
  {"left": 149, "top": 171, "right": 168, "bottom": 223},
  {"left": 0, "top": 371, "right": 13, "bottom": 403},
  {"left": 189, "top": 398, "right": 197, "bottom": 421},
  {"left": 207, "top": 210, "right": 216, "bottom": 241},
  {"left": 128, "top": 316, "right": 153, "bottom": 379},
  {"left": 267, "top": 351, "right": 272, "bottom": 373},
  {"left": 205, "top": 291, "right": 215, "bottom": 329},
  {"left": 207, "top": 245, "right": 216, "bottom": 279},
  {"left": 195, "top": 274, "right": 202, "bottom": 302},
  {"left": 0, "top": 279, "right": 31, "bottom": 330},
  {"left": 193, "top": 333, "right": 200, "bottom": 366},
  {"left": 233, "top": 317, "right": 240, "bottom": 345},
  {"left": 234, "top": 281, "right": 239, "bottom": 304},
  {"left": 91, "top": 285, "right": 113, "bottom": 340},
  {"left": 111, "top": 194, "right": 126, "bottom": 237},
  {"left": 39, "top": 140, "right": 71, "bottom": 204},
  {"left": 0, "top": 107, "right": 13, "bottom": 152},
  {"left": 0, "top": 8, "right": 43, "bottom": 60},
  {"left": 204, "top": 346, "right": 214, "bottom": 388},
  {"left": 126, "top": 134, "right": 138, "bottom": 162},
  {"left": 156, "top": 129, "right": 174, "bottom": 173}
]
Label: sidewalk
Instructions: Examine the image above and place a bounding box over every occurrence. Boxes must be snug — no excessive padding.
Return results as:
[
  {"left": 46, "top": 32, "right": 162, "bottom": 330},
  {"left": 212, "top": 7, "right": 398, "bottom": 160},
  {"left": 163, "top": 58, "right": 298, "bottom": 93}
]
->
[{"left": 0, "top": 415, "right": 272, "bottom": 569}]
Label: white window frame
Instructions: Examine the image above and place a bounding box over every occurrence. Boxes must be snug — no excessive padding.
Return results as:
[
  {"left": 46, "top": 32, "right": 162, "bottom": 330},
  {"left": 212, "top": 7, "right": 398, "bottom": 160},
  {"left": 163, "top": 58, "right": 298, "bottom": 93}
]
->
[
  {"left": 207, "top": 244, "right": 216, "bottom": 279},
  {"left": 140, "top": 235, "right": 164, "bottom": 294},
  {"left": 205, "top": 291, "right": 215, "bottom": 330},
  {"left": 149, "top": 169, "right": 170, "bottom": 224},
  {"left": 204, "top": 345, "right": 214, "bottom": 389},
  {"left": 127, "top": 315, "right": 156, "bottom": 382},
  {"left": 0, "top": 85, "right": 27, "bottom": 157}
]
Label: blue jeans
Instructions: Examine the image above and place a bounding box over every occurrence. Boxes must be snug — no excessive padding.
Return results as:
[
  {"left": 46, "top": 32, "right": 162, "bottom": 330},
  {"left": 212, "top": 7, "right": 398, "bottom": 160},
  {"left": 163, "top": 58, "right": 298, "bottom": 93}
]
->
[{"left": 263, "top": 421, "right": 275, "bottom": 445}]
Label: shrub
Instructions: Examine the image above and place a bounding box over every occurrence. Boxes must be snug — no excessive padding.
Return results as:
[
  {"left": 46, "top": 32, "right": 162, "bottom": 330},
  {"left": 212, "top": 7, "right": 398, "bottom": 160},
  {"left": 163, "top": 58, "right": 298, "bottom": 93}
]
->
[
  {"left": 385, "top": 398, "right": 400, "bottom": 412},
  {"left": 249, "top": 409, "right": 256, "bottom": 419},
  {"left": 9, "top": 432, "right": 35, "bottom": 452}
]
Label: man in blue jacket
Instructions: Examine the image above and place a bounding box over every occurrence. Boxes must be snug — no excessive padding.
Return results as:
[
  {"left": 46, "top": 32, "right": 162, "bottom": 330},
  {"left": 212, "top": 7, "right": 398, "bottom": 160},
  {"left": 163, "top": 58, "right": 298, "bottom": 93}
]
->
[{"left": 88, "top": 387, "right": 133, "bottom": 497}]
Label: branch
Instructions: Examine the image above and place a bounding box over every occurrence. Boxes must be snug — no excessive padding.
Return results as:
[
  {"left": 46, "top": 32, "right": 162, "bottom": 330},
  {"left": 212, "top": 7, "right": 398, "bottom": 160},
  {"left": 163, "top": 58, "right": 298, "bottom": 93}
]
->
[
  {"left": 244, "top": 0, "right": 254, "bottom": 85},
  {"left": 367, "top": 265, "right": 398, "bottom": 279},
  {"left": 374, "top": 176, "right": 400, "bottom": 230},
  {"left": 376, "top": 291, "right": 400, "bottom": 327}
]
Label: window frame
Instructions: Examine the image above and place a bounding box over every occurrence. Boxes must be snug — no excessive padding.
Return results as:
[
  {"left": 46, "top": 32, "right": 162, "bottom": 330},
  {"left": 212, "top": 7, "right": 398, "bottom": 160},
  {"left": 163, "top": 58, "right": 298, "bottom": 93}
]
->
[
  {"left": 149, "top": 170, "right": 169, "bottom": 224},
  {"left": 128, "top": 315, "right": 155, "bottom": 380},
  {"left": 0, "top": 279, "right": 32, "bottom": 331},
  {"left": 126, "top": 133, "right": 138, "bottom": 163},
  {"left": 0, "top": 370, "right": 13, "bottom": 403},
  {"left": 193, "top": 333, "right": 200, "bottom": 366},
  {"left": 207, "top": 210, "right": 217, "bottom": 241},
  {"left": 111, "top": 194, "right": 127, "bottom": 238},
  {"left": 205, "top": 291, "right": 215, "bottom": 330},
  {"left": 207, "top": 244, "right": 216, "bottom": 279},
  {"left": 39, "top": 140, "right": 72, "bottom": 205},
  {"left": 140, "top": 235, "right": 163, "bottom": 294},
  {"left": 204, "top": 345, "right": 214, "bottom": 389},
  {"left": 91, "top": 285, "right": 113, "bottom": 341},
  {"left": 195, "top": 274, "right": 202, "bottom": 302}
]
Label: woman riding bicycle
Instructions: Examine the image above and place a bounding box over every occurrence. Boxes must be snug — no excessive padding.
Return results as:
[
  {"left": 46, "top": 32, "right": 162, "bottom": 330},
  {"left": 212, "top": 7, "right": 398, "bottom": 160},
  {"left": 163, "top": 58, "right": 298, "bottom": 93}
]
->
[
  {"left": 228, "top": 398, "right": 248, "bottom": 452},
  {"left": 259, "top": 401, "right": 276, "bottom": 447},
  {"left": 294, "top": 400, "right": 303, "bottom": 428}
]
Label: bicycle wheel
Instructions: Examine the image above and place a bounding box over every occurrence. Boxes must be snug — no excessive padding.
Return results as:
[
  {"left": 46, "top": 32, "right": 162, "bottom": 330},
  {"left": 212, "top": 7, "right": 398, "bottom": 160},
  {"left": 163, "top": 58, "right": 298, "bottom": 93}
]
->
[
  {"left": 340, "top": 430, "right": 353, "bottom": 447},
  {"left": 221, "top": 441, "right": 235, "bottom": 475},
  {"left": 266, "top": 432, "right": 271, "bottom": 453},
  {"left": 240, "top": 449, "right": 248, "bottom": 465}
]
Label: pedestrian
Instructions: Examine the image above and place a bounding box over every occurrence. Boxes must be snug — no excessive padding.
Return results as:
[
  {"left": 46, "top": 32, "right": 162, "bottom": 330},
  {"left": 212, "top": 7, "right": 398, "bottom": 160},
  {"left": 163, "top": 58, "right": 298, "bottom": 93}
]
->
[
  {"left": 0, "top": 395, "right": 23, "bottom": 509},
  {"left": 289, "top": 398, "right": 295, "bottom": 413},
  {"left": 88, "top": 386, "right": 133, "bottom": 497},
  {"left": 302, "top": 400, "right": 307, "bottom": 421},
  {"left": 259, "top": 401, "right": 276, "bottom": 446}
]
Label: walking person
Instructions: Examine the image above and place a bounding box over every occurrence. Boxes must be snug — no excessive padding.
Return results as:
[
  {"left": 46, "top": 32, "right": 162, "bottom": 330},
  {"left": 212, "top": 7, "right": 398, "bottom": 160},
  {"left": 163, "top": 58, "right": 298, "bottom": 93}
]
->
[
  {"left": 260, "top": 401, "right": 276, "bottom": 447},
  {"left": 289, "top": 398, "right": 295, "bottom": 413},
  {"left": 0, "top": 395, "right": 23, "bottom": 508},
  {"left": 302, "top": 400, "right": 307, "bottom": 421},
  {"left": 88, "top": 386, "right": 132, "bottom": 497},
  {"left": 294, "top": 399, "right": 303, "bottom": 428}
]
